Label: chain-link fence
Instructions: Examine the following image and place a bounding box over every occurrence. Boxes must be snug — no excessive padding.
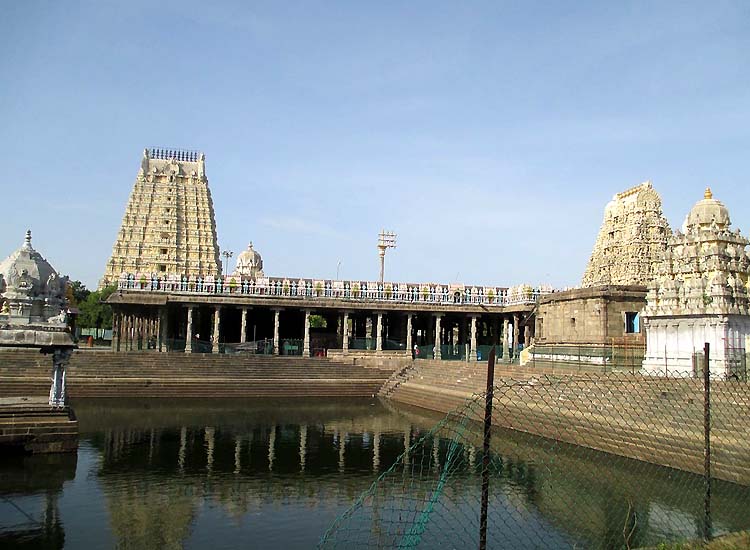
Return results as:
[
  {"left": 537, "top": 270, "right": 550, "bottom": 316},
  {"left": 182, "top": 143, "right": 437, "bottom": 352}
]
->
[{"left": 320, "top": 346, "right": 750, "bottom": 549}]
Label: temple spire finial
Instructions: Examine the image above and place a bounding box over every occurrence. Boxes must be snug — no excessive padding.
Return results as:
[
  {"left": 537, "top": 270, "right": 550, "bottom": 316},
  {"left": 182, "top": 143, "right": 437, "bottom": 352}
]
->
[
  {"left": 23, "top": 229, "right": 32, "bottom": 249},
  {"left": 704, "top": 187, "right": 713, "bottom": 200}
]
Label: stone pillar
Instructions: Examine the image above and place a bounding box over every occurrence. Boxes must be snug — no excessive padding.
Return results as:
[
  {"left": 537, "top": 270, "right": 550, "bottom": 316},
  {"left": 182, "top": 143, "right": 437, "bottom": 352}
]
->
[
  {"left": 406, "top": 313, "right": 413, "bottom": 356},
  {"left": 470, "top": 315, "right": 478, "bottom": 361},
  {"left": 524, "top": 324, "right": 531, "bottom": 349},
  {"left": 303, "top": 310, "right": 311, "bottom": 357},
  {"left": 112, "top": 312, "right": 120, "bottom": 352},
  {"left": 502, "top": 317, "right": 509, "bottom": 361},
  {"left": 513, "top": 313, "right": 520, "bottom": 359},
  {"left": 240, "top": 307, "right": 248, "bottom": 344},
  {"left": 273, "top": 309, "right": 280, "bottom": 355},
  {"left": 49, "top": 348, "right": 72, "bottom": 407},
  {"left": 376, "top": 312, "right": 383, "bottom": 353},
  {"left": 342, "top": 311, "right": 350, "bottom": 354},
  {"left": 434, "top": 314, "right": 442, "bottom": 360},
  {"left": 366, "top": 316, "right": 373, "bottom": 350},
  {"left": 212, "top": 306, "right": 221, "bottom": 353},
  {"left": 185, "top": 307, "right": 194, "bottom": 353},
  {"left": 159, "top": 308, "right": 168, "bottom": 352}
]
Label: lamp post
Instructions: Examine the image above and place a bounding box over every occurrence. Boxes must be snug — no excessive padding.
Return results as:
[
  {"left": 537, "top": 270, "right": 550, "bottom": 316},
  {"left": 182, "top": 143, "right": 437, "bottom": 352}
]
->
[
  {"left": 336, "top": 260, "right": 342, "bottom": 280},
  {"left": 222, "top": 249, "right": 234, "bottom": 276},
  {"left": 377, "top": 230, "right": 397, "bottom": 283}
]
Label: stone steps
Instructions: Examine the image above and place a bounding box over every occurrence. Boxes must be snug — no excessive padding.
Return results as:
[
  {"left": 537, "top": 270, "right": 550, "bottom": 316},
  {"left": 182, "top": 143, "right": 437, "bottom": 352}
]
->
[{"left": 0, "top": 349, "right": 389, "bottom": 398}]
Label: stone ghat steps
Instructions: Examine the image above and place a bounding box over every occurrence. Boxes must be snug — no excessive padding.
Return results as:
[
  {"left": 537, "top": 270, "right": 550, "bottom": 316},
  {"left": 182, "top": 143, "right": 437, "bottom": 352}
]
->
[
  {"left": 0, "top": 380, "right": 384, "bottom": 399},
  {"left": 387, "top": 361, "right": 750, "bottom": 485}
]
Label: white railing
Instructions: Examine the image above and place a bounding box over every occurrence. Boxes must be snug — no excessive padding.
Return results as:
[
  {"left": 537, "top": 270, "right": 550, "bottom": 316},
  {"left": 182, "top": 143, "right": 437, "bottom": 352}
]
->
[{"left": 116, "top": 272, "right": 553, "bottom": 307}]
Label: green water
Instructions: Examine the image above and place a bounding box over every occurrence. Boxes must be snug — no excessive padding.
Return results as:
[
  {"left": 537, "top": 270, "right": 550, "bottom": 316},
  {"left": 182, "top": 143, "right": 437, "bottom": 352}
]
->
[{"left": 0, "top": 398, "right": 748, "bottom": 549}]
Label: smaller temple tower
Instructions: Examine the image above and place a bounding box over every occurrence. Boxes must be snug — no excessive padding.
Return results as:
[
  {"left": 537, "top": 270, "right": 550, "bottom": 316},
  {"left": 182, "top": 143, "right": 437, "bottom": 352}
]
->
[
  {"left": 233, "top": 242, "right": 264, "bottom": 279},
  {"left": 642, "top": 189, "right": 750, "bottom": 377},
  {"left": 581, "top": 181, "right": 671, "bottom": 287},
  {"left": 100, "top": 148, "right": 221, "bottom": 287}
]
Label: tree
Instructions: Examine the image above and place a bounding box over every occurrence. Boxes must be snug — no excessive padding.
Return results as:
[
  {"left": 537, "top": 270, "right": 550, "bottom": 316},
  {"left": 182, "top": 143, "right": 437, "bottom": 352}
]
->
[
  {"left": 77, "top": 285, "right": 116, "bottom": 337},
  {"left": 67, "top": 280, "right": 90, "bottom": 305}
]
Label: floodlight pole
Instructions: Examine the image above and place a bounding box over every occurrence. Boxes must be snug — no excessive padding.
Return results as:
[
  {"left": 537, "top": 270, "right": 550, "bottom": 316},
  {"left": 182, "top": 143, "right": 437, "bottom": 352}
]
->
[
  {"left": 377, "top": 230, "right": 397, "bottom": 283},
  {"left": 222, "top": 249, "right": 233, "bottom": 276},
  {"left": 479, "top": 346, "right": 496, "bottom": 550}
]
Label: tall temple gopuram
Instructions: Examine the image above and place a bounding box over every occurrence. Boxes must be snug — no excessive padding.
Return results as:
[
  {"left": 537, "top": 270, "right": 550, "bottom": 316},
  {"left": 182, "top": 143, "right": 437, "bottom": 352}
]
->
[
  {"left": 581, "top": 181, "right": 671, "bottom": 287},
  {"left": 100, "top": 148, "right": 221, "bottom": 287}
]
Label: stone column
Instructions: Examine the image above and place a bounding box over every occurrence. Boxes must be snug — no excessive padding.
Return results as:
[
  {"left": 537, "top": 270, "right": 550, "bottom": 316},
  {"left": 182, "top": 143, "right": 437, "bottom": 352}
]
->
[
  {"left": 342, "top": 311, "right": 350, "bottom": 354},
  {"left": 273, "top": 309, "right": 280, "bottom": 355},
  {"left": 376, "top": 312, "right": 383, "bottom": 353},
  {"left": 434, "top": 314, "right": 442, "bottom": 360},
  {"left": 502, "top": 317, "right": 509, "bottom": 361},
  {"left": 158, "top": 308, "right": 168, "bottom": 352},
  {"left": 406, "top": 313, "right": 413, "bottom": 356},
  {"left": 240, "top": 307, "right": 248, "bottom": 344},
  {"left": 112, "top": 312, "right": 120, "bottom": 352},
  {"left": 303, "top": 310, "right": 311, "bottom": 357},
  {"left": 513, "top": 313, "right": 520, "bottom": 359},
  {"left": 524, "top": 324, "right": 531, "bottom": 349},
  {"left": 185, "top": 307, "right": 194, "bottom": 353},
  {"left": 212, "top": 306, "right": 221, "bottom": 353},
  {"left": 470, "top": 315, "right": 478, "bottom": 361},
  {"left": 366, "top": 316, "right": 373, "bottom": 350}
]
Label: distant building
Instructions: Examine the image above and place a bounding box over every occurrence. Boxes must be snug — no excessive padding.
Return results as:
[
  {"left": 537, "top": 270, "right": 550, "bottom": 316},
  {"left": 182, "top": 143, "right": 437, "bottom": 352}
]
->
[
  {"left": 233, "top": 242, "right": 265, "bottom": 279},
  {"left": 581, "top": 181, "right": 671, "bottom": 288},
  {"left": 642, "top": 189, "right": 750, "bottom": 377},
  {"left": 100, "top": 148, "right": 221, "bottom": 288}
]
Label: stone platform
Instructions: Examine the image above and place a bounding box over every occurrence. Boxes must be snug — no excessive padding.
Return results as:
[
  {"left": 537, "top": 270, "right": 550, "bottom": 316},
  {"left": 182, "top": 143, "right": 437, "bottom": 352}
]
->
[{"left": 0, "top": 396, "right": 78, "bottom": 454}]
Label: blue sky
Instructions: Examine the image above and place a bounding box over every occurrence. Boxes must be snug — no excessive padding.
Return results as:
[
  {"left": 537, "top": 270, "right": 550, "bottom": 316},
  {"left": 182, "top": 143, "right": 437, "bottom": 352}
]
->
[{"left": 2, "top": 1, "right": 749, "bottom": 289}]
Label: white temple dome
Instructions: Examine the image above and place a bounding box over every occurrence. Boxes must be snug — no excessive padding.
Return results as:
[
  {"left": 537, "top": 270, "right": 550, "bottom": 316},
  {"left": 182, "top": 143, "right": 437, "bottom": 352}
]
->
[
  {"left": 683, "top": 188, "right": 731, "bottom": 232},
  {"left": 0, "top": 230, "right": 60, "bottom": 297},
  {"left": 234, "top": 242, "right": 264, "bottom": 278}
]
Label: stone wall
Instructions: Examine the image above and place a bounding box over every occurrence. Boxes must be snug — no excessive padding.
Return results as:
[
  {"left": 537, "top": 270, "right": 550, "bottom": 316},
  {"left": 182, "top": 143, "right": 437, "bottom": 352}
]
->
[{"left": 535, "top": 286, "right": 647, "bottom": 345}]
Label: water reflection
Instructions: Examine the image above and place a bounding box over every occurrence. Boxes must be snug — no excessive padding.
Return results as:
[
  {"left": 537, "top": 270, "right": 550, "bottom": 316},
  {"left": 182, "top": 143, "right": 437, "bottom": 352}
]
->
[{"left": 0, "top": 398, "right": 748, "bottom": 549}]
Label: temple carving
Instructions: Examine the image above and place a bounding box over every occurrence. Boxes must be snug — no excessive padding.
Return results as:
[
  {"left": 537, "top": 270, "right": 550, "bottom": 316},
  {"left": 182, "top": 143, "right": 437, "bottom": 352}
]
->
[
  {"left": 100, "top": 148, "right": 221, "bottom": 288},
  {"left": 581, "top": 181, "right": 671, "bottom": 288},
  {"left": 642, "top": 189, "right": 750, "bottom": 376}
]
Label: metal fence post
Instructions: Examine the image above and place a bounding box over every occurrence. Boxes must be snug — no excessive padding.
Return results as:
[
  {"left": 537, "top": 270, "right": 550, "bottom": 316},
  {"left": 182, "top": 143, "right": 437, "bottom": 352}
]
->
[
  {"left": 479, "top": 346, "right": 496, "bottom": 550},
  {"left": 703, "top": 342, "right": 712, "bottom": 542}
]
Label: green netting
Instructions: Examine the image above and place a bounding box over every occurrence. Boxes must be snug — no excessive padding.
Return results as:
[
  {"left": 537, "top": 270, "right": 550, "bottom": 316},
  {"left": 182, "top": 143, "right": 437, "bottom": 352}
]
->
[{"left": 320, "top": 366, "right": 750, "bottom": 549}]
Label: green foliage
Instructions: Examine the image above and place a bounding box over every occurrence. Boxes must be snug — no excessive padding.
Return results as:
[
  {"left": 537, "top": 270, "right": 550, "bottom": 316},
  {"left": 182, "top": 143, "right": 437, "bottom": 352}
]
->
[
  {"left": 309, "top": 314, "right": 327, "bottom": 329},
  {"left": 77, "top": 285, "right": 116, "bottom": 330},
  {"left": 68, "top": 280, "right": 91, "bottom": 305}
]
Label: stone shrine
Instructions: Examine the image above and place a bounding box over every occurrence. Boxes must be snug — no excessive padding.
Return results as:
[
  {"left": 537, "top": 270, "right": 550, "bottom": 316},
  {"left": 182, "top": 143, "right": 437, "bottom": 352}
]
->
[
  {"left": 100, "top": 148, "right": 221, "bottom": 287},
  {"left": 0, "top": 230, "right": 76, "bottom": 408},
  {"left": 642, "top": 189, "right": 750, "bottom": 377},
  {"left": 581, "top": 181, "right": 671, "bottom": 287},
  {"left": 233, "top": 242, "right": 264, "bottom": 279}
]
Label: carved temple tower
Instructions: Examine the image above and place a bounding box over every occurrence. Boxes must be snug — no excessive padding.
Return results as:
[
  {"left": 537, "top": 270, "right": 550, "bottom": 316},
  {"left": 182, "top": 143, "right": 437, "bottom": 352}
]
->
[
  {"left": 581, "top": 181, "right": 671, "bottom": 287},
  {"left": 642, "top": 189, "right": 750, "bottom": 377},
  {"left": 101, "top": 148, "right": 221, "bottom": 287}
]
